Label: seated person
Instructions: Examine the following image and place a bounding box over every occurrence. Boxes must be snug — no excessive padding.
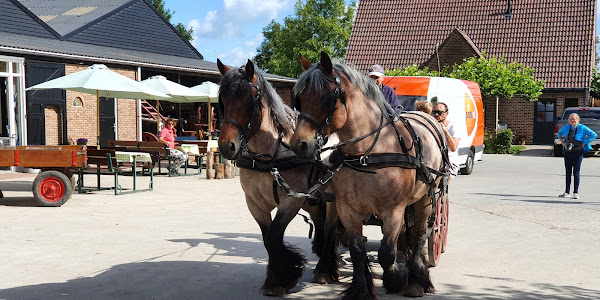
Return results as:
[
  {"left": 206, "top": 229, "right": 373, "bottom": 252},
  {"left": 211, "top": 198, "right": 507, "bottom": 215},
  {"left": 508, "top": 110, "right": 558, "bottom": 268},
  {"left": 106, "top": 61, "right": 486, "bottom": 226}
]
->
[
  {"left": 415, "top": 100, "right": 433, "bottom": 114},
  {"left": 158, "top": 118, "right": 188, "bottom": 176}
]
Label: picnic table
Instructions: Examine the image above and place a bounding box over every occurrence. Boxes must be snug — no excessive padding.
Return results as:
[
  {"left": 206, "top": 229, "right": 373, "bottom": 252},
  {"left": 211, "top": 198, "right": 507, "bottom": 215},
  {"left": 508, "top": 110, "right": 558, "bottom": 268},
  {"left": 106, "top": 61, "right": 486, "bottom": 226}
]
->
[{"left": 115, "top": 151, "right": 153, "bottom": 163}]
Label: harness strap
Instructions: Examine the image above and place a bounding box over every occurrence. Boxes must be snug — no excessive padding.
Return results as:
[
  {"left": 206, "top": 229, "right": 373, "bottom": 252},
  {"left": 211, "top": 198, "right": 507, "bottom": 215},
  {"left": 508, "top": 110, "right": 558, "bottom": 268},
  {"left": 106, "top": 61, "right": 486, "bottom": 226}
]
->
[
  {"left": 343, "top": 153, "right": 443, "bottom": 184},
  {"left": 236, "top": 155, "right": 313, "bottom": 172}
]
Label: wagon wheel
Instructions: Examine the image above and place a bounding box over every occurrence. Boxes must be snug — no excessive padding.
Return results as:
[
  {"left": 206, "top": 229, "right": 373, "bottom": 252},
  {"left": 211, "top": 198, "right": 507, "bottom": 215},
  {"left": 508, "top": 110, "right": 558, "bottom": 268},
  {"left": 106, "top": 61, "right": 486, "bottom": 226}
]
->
[
  {"left": 32, "top": 170, "right": 72, "bottom": 207},
  {"left": 427, "top": 194, "right": 443, "bottom": 267},
  {"left": 441, "top": 194, "right": 449, "bottom": 253}
]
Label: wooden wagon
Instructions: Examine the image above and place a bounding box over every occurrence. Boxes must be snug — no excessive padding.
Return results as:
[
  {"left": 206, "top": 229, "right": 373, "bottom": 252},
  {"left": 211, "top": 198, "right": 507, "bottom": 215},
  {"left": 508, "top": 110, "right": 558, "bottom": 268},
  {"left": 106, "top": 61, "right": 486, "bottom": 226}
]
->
[{"left": 0, "top": 145, "right": 86, "bottom": 206}]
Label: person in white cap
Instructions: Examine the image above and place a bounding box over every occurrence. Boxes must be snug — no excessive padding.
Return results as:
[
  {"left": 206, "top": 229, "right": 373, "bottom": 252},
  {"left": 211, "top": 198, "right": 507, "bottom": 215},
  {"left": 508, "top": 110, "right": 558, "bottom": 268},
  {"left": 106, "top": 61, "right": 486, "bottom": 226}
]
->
[{"left": 368, "top": 64, "right": 401, "bottom": 112}]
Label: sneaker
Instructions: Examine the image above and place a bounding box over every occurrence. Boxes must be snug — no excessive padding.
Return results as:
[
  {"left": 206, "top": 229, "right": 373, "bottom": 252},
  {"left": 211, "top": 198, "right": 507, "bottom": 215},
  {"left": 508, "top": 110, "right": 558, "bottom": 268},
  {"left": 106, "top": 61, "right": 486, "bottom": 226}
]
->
[
  {"left": 559, "top": 192, "right": 570, "bottom": 198},
  {"left": 572, "top": 193, "right": 579, "bottom": 199}
]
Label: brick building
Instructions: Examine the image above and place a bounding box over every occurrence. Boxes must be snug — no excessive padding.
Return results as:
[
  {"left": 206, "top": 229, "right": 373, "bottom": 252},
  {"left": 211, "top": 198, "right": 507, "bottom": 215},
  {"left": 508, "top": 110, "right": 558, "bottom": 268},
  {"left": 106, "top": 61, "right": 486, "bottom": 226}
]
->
[
  {"left": 0, "top": 0, "right": 294, "bottom": 147},
  {"left": 345, "top": 0, "right": 597, "bottom": 144}
]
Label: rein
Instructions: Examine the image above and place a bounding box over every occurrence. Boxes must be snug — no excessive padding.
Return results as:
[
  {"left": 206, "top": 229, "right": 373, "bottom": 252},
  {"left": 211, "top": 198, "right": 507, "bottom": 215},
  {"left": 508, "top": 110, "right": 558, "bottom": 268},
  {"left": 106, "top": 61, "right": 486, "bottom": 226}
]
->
[{"left": 292, "top": 70, "right": 451, "bottom": 201}]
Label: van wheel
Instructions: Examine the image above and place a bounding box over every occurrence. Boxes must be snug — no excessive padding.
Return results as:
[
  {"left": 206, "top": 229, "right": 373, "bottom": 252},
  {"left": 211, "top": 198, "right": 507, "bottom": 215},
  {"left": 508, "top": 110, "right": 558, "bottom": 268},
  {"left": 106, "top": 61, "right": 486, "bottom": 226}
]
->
[
  {"left": 460, "top": 149, "right": 474, "bottom": 175},
  {"left": 553, "top": 144, "right": 563, "bottom": 157}
]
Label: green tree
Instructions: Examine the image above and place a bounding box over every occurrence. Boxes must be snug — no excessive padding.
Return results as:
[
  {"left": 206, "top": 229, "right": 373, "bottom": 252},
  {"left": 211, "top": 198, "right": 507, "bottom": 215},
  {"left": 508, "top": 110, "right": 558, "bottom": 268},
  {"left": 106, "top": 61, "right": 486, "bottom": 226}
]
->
[
  {"left": 591, "top": 70, "right": 600, "bottom": 99},
  {"left": 254, "top": 0, "right": 356, "bottom": 77},
  {"left": 387, "top": 64, "right": 442, "bottom": 77},
  {"left": 448, "top": 55, "right": 545, "bottom": 102},
  {"left": 592, "top": 37, "right": 599, "bottom": 99},
  {"left": 387, "top": 54, "right": 545, "bottom": 131},
  {"left": 148, "top": 0, "right": 193, "bottom": 41}
]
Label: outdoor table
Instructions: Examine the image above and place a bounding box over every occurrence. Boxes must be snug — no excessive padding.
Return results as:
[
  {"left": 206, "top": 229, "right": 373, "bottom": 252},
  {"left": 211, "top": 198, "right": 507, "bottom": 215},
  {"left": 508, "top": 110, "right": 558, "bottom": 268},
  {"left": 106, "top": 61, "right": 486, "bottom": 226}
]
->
[
  {"left": 115, "top": 151, "right": 153, "bottom": 163},
  {"left": 178, "top": 144, "right": 200, "bottom": 156},
  {"left": 114, "top": 151, "right": 153, "bottom": 191}
]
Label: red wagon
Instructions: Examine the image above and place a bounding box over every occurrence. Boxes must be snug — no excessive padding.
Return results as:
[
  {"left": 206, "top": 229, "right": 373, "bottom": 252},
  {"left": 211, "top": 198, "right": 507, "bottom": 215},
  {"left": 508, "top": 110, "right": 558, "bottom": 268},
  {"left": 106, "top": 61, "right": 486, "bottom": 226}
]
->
[{"left": 0, "top": 145, "right": 86, "bottom": 206}]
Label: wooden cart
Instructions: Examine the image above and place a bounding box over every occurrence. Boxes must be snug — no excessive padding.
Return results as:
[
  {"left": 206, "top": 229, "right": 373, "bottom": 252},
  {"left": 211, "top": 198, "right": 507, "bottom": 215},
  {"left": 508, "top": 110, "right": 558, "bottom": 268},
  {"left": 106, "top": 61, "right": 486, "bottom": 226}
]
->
[{"left": 0, "top": 145, "right": 86, "bottom": 206}]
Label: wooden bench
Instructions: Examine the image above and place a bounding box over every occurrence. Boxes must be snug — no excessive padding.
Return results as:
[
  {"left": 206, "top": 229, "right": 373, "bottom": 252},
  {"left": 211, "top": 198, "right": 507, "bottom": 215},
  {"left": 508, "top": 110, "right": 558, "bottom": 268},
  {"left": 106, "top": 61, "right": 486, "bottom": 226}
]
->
[
  {"left": 107, "top": 140, "right": 199, "bottom": 176},
  {"left": 77, "top": 148, "right": 153, "bottom": 195}
]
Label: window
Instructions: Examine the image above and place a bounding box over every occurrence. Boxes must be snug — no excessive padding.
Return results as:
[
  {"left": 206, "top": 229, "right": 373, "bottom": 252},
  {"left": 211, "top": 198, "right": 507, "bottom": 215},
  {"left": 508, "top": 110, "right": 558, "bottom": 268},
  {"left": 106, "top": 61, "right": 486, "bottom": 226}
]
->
[
  {"left": 564, "top": 98, "right": 578, "bottom": 108},
  {"left": 72, "top": 97, "right": 83, "bottom": 107}
]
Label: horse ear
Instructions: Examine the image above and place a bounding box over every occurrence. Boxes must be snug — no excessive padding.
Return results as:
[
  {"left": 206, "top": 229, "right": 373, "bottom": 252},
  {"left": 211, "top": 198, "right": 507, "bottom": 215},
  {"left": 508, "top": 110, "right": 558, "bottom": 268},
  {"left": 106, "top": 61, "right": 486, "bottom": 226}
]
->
[
  {"left": 217, "top": 59, "right": 229, "bottom": 76},
  {"left": 319, "top": 51, "right": 333, "bottom": 75},
  {"left": 245, "top": 59, "right": 255, "bottom": 82},
  {"left": 300, "top": 54, "right": 312, "bottom": 70}
]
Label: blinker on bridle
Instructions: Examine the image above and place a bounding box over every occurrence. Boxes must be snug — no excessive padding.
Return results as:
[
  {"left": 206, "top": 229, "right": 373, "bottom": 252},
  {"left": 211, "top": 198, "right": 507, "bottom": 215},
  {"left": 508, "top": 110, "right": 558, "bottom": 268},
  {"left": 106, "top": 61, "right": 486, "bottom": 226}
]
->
[
  {"left": 219, "top": 67, "right": 264, "bottom": 153},
  {"left": 294, "top": 69, "right": 346, "bottom": 158}
]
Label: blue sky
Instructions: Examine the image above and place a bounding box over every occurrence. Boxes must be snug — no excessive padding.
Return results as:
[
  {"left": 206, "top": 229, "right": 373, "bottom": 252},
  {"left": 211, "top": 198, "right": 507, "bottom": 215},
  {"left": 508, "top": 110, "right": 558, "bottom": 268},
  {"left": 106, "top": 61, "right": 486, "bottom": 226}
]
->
[
  {"left": 166, "top": 0, "right": 600, "bottom": 67},
  {"left": 168, "top": 0, "right": 297, "bottom": 67}
]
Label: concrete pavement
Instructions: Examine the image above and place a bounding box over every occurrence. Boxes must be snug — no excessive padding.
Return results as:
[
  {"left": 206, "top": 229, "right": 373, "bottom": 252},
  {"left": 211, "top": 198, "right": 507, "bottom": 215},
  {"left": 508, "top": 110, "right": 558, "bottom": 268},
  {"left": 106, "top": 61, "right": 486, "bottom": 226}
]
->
[{"left": 0, "top": 149, "right": 598, "bottom": 299}]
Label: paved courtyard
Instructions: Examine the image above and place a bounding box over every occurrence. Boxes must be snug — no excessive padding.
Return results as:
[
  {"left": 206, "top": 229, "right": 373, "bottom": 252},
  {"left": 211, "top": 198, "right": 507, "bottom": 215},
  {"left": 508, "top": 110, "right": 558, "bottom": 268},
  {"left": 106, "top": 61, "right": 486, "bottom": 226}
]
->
[{"left": 0, "top": 146, "right": 599, "bottom": 299}]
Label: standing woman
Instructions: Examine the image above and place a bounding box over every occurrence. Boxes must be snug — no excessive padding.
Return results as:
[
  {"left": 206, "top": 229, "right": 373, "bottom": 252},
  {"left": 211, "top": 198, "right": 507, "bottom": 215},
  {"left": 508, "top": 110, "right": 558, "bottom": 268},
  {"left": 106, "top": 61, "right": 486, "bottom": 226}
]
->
[
  {"left": 557, "top": 113, "right": 597, "bottom": 199},
  {"left": 159, "top": 118, "right": 188, "bottom": 176}
]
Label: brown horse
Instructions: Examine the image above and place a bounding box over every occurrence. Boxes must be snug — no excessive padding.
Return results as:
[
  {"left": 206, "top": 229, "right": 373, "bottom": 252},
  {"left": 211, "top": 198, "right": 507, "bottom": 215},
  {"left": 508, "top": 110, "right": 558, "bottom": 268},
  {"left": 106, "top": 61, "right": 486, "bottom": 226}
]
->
[
  {"left": 216, "top": 59, "right": 340, "bottom": 296},
  {"left": 289, "top": 52, "right": 448, "bottom": 299}
]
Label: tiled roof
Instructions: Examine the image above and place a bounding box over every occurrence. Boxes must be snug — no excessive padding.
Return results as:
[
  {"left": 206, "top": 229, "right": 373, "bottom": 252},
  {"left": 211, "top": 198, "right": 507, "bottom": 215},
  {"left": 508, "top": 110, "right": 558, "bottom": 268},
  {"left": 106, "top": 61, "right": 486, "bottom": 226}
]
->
[
  {"left": 345, "top": 0, "right": 597, "bottom": 88},
  {"left": 19, "top": 0, "right": 131, "bottom": 36},
  {"left": 0, "top": 32, "right": 295, "bottom": 83}
]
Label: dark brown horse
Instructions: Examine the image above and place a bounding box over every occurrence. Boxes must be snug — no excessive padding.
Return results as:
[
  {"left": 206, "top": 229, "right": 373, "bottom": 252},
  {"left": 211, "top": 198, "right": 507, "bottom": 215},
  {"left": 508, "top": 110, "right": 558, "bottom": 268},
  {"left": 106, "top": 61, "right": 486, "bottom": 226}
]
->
[
  {"left": 216, "top": 59, "right": 340, "bottom": 296},
  {"left": 289, "top": 52, "right": 448, "bottom": 299}
]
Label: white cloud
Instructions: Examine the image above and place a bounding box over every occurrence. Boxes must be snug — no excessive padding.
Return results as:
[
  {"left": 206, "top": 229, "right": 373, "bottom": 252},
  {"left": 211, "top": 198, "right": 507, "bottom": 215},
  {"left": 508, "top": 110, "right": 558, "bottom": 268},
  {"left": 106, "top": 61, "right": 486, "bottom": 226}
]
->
[
  {"left": 217, "top": 34, "right": 265, "bottom": 66},
  {"left": 187, "top": 1, "right": 293, "bottom": 64},
  {"left": 224, "top": 0, "right": 295, "bottom": 21},
  {"left": 217, "top": 47, "right": 256, "bottom": 67},
  {"left": 189, "top": 0, "right": 294, "bottom": 41}
]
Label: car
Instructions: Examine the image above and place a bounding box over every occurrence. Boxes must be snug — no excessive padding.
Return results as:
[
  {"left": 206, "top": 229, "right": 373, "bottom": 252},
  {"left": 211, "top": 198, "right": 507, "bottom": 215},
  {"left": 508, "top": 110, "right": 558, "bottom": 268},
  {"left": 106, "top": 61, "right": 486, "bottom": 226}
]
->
[{"left": 553, "top": 107, "right": 600, "bottom": 156}]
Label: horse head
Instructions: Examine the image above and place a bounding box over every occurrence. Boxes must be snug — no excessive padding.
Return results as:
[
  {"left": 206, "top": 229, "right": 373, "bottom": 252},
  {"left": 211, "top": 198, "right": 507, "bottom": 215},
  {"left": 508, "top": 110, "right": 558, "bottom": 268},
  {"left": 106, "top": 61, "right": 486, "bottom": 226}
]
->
[
  {"left": 290, "top": 52, "right": 350, "bottom": 159},
  {"left": 217, "top": 58, "right": 264, "bottom": 160}
]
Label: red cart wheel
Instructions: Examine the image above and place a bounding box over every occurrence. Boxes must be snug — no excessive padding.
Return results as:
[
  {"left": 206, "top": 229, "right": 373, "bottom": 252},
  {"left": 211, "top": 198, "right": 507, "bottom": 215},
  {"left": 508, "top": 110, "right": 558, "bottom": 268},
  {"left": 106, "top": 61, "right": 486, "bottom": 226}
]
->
[
  {"left": 32, "top": 171, "right": 72, "bottom": 207},
  {"left": 427, "top": 194, "right": 443, "bottom": 267},
  {"left": 441, "top": 194, "right": 449, "bottom": 253}
]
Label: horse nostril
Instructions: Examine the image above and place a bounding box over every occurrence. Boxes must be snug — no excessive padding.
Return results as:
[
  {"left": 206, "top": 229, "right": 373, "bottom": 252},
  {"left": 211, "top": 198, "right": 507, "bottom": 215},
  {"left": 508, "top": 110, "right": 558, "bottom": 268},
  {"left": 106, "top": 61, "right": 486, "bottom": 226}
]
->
[
  {"left": 228, "top": 142, "right": 236, "bottom": 154},
  {"left": 299, "top": 142, "right": 308, "bottom": 154}
]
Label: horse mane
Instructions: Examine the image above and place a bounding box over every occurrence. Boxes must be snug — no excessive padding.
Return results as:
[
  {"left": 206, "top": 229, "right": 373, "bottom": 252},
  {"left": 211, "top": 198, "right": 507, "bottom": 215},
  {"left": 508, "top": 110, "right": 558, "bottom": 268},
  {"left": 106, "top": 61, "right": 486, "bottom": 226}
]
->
[
  {"left": 218, "top": 63, "right": 294, "bottom": 134},
  {"left": 293, "top": 62, "right": 395, "bottom": 120}
]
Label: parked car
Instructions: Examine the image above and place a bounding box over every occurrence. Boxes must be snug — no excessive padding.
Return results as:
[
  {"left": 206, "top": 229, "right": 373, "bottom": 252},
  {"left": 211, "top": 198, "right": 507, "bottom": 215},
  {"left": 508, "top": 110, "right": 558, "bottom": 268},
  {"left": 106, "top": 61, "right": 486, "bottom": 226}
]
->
[{"left": 553, "top": 107, "right": 600, "bottom": 156}]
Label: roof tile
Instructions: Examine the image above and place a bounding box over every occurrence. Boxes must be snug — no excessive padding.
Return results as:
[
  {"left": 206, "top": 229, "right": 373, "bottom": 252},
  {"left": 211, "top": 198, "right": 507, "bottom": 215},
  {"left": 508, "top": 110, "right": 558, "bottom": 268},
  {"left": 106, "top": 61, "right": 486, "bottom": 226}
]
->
[{"left": 345, "top": 0, "right": 596, "bottom": 88}]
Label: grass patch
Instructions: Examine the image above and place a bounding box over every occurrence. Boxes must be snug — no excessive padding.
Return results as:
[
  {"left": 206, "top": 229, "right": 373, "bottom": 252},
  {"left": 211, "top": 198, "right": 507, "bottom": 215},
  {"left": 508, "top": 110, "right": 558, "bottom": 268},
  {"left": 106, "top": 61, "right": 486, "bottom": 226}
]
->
[{"left": 510, "top": 145, "right": 526, "bottom": 154}]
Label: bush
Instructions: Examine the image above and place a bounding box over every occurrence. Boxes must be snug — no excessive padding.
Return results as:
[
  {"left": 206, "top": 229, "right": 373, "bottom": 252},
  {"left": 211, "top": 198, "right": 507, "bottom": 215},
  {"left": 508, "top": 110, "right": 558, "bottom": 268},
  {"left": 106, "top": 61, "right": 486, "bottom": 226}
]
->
[{"left": 484, "top": 129, "right": 514, "bottom": 154}]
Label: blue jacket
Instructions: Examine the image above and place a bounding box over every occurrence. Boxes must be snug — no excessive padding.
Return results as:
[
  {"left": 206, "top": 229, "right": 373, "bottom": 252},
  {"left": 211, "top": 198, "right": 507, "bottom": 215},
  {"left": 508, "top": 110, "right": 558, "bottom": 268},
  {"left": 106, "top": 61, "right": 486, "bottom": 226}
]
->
[
  {"left": 381, "top": 84, "right": 401, "bottom": 112},
  {"left": 557, "top": 124, "right": 598, "bottom": 154}
]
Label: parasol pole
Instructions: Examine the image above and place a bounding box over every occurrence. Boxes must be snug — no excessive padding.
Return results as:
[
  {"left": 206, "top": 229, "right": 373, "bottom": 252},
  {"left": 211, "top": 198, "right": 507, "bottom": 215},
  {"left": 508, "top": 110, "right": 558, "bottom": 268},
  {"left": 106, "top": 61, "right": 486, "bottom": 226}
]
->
[
  {"left": 96, "top": 90, "right": 101, "bottom": 149},
  {"left": 207, "top": 98, "right": 212, "bottom": 140},
  {"left": 156, "top": 100, "right": 161, "bottom": 135}
]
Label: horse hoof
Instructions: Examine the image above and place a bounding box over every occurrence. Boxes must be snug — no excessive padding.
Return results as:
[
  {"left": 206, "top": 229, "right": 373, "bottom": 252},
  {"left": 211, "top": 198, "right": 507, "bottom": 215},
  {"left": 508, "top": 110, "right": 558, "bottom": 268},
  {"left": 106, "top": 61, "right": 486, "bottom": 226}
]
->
[
  {"left": 262, "top": 286, "right": 287, "bottom": 297},
  {"left": 312, "top": 273, "right": 328, "bottom": 284},
  {"left": 312, "top": 273, "right": 337, "bottom": 284},
  {"left": 401, "top": 283, "right": 424, "bottom": 297}
]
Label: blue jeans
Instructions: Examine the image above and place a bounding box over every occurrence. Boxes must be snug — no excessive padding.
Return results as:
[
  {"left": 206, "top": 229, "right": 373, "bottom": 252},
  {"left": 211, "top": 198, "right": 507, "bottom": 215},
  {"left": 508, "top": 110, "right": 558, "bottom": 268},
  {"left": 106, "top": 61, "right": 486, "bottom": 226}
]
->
[{"left": 563, "top": 150, "right": 583, "bottom": 193}]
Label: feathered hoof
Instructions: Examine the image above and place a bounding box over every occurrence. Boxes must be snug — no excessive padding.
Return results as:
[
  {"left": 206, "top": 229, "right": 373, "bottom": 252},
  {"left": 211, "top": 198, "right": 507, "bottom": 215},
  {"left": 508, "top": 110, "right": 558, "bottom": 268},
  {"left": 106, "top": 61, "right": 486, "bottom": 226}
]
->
[
  {"left": 401, "top": 283, "right": 425, "bottom": 297},
  {"left": 312, "top": 272, "right": 338, "bottom": 284},
  {"left": 261, "top": 286, "right": 287, "bottom": 297}
]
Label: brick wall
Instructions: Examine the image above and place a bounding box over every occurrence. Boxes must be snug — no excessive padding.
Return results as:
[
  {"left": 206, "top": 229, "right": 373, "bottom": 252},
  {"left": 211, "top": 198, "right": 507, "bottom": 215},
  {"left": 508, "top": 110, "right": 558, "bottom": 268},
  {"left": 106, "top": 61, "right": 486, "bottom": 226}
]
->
[
  {"left": 44, "top": 105, "right": 61, "bottom": 145},
  {"left": 483, "top": 91, "right": 586, "bottom": 144},
  {"left": 423, "top": 33, "right": 480, "bottom": 72},
  {"left": 64, "top": 64, "right": 138, "bottom": 146}
]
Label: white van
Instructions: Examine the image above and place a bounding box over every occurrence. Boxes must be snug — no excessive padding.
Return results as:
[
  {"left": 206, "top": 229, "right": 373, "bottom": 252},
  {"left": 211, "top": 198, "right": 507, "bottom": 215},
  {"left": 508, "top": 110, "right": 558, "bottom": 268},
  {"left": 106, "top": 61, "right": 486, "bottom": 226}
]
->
[{"left": 384, "top": 76, "right": 485, "bottom": 174}]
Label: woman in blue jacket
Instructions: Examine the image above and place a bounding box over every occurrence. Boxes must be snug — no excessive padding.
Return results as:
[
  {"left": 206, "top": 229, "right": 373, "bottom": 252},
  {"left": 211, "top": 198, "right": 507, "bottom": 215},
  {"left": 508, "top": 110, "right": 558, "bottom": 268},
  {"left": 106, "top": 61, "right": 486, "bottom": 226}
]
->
[{"left": 557, "top": 113, "right": 598, "bottom": 199}]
